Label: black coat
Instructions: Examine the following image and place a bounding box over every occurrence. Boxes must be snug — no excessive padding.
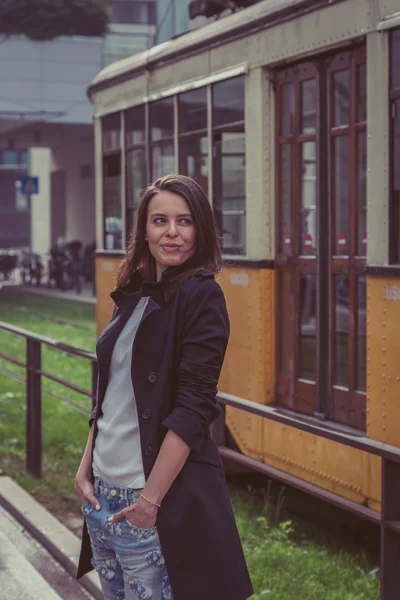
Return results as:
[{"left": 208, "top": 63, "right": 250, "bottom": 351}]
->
[{"left": 77, "top": 268, "right": 254, "bottom": 600}]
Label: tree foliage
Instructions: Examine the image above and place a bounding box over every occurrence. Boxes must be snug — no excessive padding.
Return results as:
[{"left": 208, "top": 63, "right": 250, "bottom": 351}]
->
[{"left": 0, "top": 0, "right": 111, "bottom": 41}]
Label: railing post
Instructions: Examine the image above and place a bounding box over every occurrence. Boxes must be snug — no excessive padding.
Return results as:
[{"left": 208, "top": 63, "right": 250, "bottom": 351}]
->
[
  {"left": 91, "top": 360, "right": 98, "bottom": 411},
  {"left": 381, "top": 457, "right": 400, "bottom": 600},
  {"left": 26, "top": 338, "right": 42, "bottom": 478}
]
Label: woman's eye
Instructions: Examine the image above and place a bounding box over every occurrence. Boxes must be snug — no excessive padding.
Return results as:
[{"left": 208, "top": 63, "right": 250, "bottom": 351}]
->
[
  {"left": 180, "top": 218, "right": 193, "bottom": 225},
  {"left": 154, "top": 218, "right": 166, "bottom": 224}
]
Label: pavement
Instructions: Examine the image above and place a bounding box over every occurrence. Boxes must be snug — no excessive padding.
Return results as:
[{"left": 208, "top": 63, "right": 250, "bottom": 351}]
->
[
  {"left": 0, "top": 280, "right": 96, "bottom": 304},
  {"left": 0, "top": 475, "right": 102, "bottom": 600}
]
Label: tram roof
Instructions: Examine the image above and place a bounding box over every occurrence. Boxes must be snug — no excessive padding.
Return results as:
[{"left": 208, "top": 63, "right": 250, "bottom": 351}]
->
[{"left": 88, "top": 0, "right": 333, "bottom": 97}]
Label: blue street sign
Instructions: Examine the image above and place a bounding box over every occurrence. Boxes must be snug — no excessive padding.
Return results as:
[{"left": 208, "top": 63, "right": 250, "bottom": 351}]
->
[{"left": 20, "top": 176, "right": 39, "bottom": 195}]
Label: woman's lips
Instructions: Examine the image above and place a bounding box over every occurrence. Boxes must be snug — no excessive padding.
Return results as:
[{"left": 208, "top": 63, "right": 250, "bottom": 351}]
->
[{"left": 161, "top": 244, "right": 180, "bottom": 252}]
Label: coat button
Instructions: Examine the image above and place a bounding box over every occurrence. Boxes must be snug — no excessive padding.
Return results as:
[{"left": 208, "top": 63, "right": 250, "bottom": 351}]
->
[
  {"left": 144, "top": 446, "right": 153, "bottom": 457},
  {"left": 142, "top": 408, "right": 152, "bottom": 420},
  {"left": 147, "top": 372, "right": 157, "bottom": 383}
]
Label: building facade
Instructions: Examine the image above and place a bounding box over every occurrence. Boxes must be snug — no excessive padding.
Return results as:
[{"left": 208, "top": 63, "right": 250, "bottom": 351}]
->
[{"left": 0, "top": 0, "right": 158, "bottom": 254}]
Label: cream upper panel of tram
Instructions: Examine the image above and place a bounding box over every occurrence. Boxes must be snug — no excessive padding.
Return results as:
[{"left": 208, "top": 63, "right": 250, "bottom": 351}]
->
[
  {"left": 91, "top": 62, "right": 247, "bottom": 118},
  {"left": 90, "top": 0, "right": 400, "bottom": 98},
  {"left": 91, "top": 0, "right": 382, "bottom": 118},
  {"left": 90, "top": 0, "right": 326, "bottom": 92}
]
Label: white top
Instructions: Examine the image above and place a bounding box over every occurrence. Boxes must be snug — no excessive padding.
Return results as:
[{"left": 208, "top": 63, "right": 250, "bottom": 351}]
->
[{"left": 92, "top": 296, "right": 149, "bottom": 488}]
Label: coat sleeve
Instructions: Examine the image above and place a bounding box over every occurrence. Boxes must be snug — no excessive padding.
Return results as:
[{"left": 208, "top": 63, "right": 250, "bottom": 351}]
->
[{"left": 162, "top": 278, "right": 230, "bottom": 453}]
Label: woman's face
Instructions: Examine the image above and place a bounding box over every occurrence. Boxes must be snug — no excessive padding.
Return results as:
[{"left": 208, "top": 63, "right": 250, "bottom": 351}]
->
[{"left": 146, "top": 191, "right": 196, "bottom": 281}]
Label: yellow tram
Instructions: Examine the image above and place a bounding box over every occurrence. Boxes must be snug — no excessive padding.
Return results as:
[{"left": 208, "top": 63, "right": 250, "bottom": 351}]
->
[{"left": 88, "top": 0, "right": 400, "bottom": 517}]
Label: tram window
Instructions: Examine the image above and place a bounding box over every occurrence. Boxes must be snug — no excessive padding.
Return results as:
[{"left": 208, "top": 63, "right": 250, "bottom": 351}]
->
[
  {"left": 333, "top": 70, "right": 350, "bottom": 127},
  {"left": 281, "top": 83, "right": 294, "bottom": 136},
  {"left": 102, "top": 113, "right": 121, "bottom": 152},
  {"left": 178, "top": 88, "right": 208, "bottom": 193},
  {"left": 179, "top": 136, "right": 208, "bottom": 193},
  {"left": 125, "top": 105, "right": 146, "bottom": 239},
  {"left": 152, "top": 143, "right": 175, "bottom": 179},
  {"left": 126, "top": 105, "right": 145, "bottom": 146},
  {"left": 334, "top": 136, "right": 350, "bottom": 256},
  {"left": 126, "top": 148, "right": 147, "bottom": 238},
  {"left": 301, "top": 80, "right": 317, "bottom": 134},
  {"left": 390, "top": 30, "right": 400, "bottom": 263},
  {"left": 213, "top": 76, "right": 245, "bottom": 128},
  {"left": 212, "top": 76, "right": 246, "bottom": 255},
  {"left": 300, "top": 141, "right": 317, "bottom": 256},
  {"left": 179, "top": 88, "right": 207, "bottom": 134},
  {"left": 150, "top": 97, "right": 174, "bottom": 141},
  {"left": 213, "top": 132, "right": 246, "bottom": 254},
  {"left": 102, "top": 113, "right": 122, "bottom": 250},
  {"left": 103, "top": 153, "right": 122, "bottom": 250},
  {"left": 279, "top": 144, "right": 292, "bottom": 256},
  {"left": 150, "top": 98, "right": 175, "bottom": 179}
]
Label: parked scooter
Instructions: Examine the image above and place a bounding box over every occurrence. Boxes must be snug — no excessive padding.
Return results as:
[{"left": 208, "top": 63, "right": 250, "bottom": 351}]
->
[{"left": 19, "top": 250, "right": 44, "bottom": 286}]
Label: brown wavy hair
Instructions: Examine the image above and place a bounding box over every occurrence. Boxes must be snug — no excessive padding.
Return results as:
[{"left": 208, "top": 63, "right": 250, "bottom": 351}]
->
[{"left": 116, "top": 174, "right": 222, "bottom": 293}]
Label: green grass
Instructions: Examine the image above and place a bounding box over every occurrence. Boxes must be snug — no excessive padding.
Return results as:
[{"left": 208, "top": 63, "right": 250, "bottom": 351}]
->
[
  {"left": 0, "top": 377, "right": 89, "bottom": 516},
  {"left": 231, "top": 489, "right": 379, "bottom": 600},
  {"left": 0, "top": 291, "right": 96, "bottom": 413},
  {"left": 0, "top": 289, "right": 380, "bottom": 599}
]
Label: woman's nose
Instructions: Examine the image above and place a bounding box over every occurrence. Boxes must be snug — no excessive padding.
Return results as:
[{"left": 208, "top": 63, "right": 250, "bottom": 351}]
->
[{"left": 167, "top": 222, "right": 178, "bottom": 237}]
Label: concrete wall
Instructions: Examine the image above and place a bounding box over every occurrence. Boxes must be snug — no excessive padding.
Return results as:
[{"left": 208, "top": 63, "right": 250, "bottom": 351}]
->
[
  {"left": 51, "top": 139, "right": 96, "bottom": 248},
  {"left": 30, "top": 148, "right": 51, "bottom": 255}
]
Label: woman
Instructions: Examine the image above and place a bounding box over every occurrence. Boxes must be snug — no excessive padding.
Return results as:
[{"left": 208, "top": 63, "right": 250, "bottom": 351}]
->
[{"left": 75, "top": 174, "right": 254, "bottom": 600}]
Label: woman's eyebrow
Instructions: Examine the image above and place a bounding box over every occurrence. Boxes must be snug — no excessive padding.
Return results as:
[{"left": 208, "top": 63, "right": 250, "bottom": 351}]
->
[{"left": 151, "top": 212, "right": 192, "bottom": 218}]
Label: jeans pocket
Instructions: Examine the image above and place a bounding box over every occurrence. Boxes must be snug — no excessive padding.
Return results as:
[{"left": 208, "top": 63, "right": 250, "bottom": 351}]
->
[
  {"left": 125, "top": 519, "right": 158, "bottom": 542},
  {"left": 125, "top": 516, "right": 157, "bottom": 531}
]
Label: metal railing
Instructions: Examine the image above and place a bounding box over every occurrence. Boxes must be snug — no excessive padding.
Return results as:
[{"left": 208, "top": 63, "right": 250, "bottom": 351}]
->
[
  {"left": 1, "top": 320, "right": 400, "bottom": 597},
  {"left": 214, "top": 391, "right": 400, "bottom": 600},
  {"left": 0, "top": 321, "right": 97, "bottom": 479}
]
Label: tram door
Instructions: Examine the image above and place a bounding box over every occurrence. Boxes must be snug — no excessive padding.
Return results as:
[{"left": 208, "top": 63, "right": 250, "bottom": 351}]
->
[{"left": 275, "top": 47, "right": 367, "bottom": 430}]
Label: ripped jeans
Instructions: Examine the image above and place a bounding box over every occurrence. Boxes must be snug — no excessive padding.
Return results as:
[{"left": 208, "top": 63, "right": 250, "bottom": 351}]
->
[{"left": 83, "top": 478, "right": 173, "bottom": 600}]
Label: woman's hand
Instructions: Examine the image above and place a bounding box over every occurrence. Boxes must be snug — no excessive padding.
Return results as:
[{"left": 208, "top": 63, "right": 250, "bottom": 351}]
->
[
  {"left": 111, "top": 497, "right": 158, "bottom": 529},
  {"left": 75, "top": 476, "right": 101, "bottom": 511}
]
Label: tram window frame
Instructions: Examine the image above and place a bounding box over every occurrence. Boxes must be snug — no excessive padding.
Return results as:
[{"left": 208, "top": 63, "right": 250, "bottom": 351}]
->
[
  {"left": 275, "top": 47, "right": 367, "bottom": 430},
  {"left": 389, "top": 29, "right": 400, "bottom": 264},
  {"left": 125, "top": 105, "right": 147, "bottom": 241},
  {"left": 178, "top": 87, "right": 209, "bottom": 194},
  {"left": 102, "top": 112, "right": 123, "bottom": 251},
  {"left": 149, "top": 97, "right": 175, "bottom": 181},
  {"left": 212, "top": 76, "right": 246, "bottom": 256}
]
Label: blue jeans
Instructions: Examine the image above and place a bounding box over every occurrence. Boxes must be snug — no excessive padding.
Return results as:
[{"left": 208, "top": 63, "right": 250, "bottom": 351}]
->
[{"left": 83, "top": 478, "right": 173, "bottom": 600}]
